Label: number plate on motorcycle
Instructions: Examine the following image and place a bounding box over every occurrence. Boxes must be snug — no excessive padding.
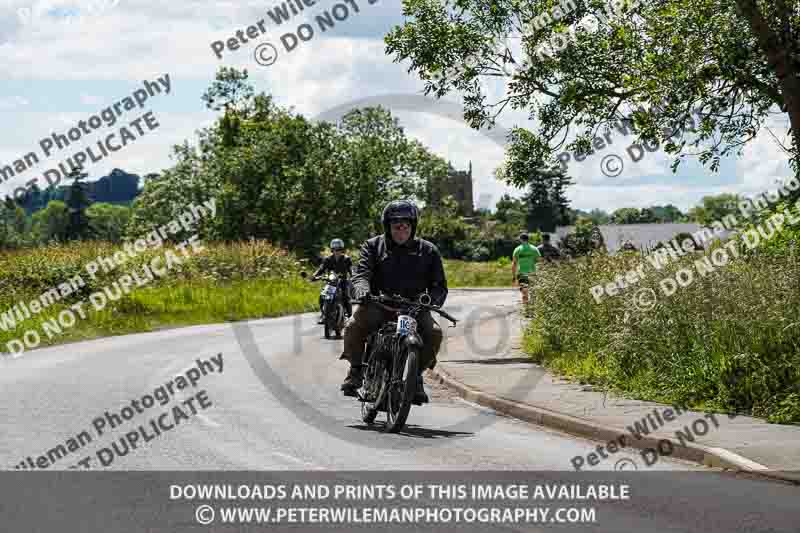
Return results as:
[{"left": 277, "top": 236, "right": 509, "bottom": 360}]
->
[
  {"left": 396, "top": 315, "right": 417, "bottom": 335},
  {"left": 322, "top": 285, "right": 336, "bottom": 298}
]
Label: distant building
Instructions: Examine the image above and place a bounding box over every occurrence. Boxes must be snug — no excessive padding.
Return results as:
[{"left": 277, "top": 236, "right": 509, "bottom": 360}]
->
[
  {"left": 428, "top": 161, "right": 474, "bottom": 215},
  {"left": 553, "top": 223, "right": 736, "bottom": 254}
]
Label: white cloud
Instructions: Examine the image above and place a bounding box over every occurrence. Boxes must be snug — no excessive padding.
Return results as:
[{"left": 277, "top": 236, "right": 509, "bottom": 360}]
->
[{"left": 0, "top": 95, "right": 28, "bottom": 109}]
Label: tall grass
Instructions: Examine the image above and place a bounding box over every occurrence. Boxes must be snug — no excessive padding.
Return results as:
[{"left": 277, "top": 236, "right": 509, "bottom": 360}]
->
[
  {"left": 0, "top": 240, "right": 320, "bottom": 351},
  {"left": 0, "top": 241, "right": 509, "bottom": 353},
  {"left": 523, "top": 242, "right": 800, "bottom": 424},
  {"left": 444, "top": 258, "right": 511, "bottom": 287}
]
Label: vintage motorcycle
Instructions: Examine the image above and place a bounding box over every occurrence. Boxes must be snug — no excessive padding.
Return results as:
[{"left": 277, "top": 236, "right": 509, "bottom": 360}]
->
[
  {"left": 352, "top": 292, "right": 458, "bottom": 433},
  {"left": 301, "top": 271, "right": 350, "bottom": 339}
]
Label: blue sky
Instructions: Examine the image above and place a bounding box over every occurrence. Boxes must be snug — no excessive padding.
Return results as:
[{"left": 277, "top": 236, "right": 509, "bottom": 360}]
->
[{"left": 0, "top": 0, "right": 794, "bottom": 213}]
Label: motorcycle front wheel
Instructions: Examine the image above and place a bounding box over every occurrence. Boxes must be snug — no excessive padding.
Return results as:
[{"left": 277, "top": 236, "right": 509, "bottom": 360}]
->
[
  {"left": 384, "top": 349, "right": 418, "bottom": 433},
  {"left": 335, "top": 303, "right": 345, "bottom": 338},
  {"left": 362, "top": 356, "right": 387, "bottom": 425}
]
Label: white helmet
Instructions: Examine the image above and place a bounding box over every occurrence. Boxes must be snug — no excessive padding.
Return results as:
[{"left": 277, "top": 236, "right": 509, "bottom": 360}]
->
[{"left": 330, "top": 239, "right": 344, "bottom": 250}]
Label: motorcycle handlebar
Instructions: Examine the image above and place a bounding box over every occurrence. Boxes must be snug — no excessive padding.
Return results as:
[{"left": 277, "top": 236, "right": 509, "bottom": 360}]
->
[{"left": 349, "top": 294, "right": 458, "bottom": 324}]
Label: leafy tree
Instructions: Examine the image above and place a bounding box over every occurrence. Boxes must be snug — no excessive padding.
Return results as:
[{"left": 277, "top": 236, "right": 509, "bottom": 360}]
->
[
  {"left": 126, "top": 142, "right": 220, "bottom": 244},
  {"left": 610, "top": 207, "right": 642, "bottom": 224},
  {"left": 336, "top": 106, "right": 444, "bottom": 240},
  {"left": 493, "top": 193, "right": 527, "bottom": 225},
  {"left": 651, "top": 204, "right": 687, "bottom": 223},
  {"left": 201, "top": 66, "right": 255, "bottom": 114},
  {"left": 385, "top": 0, "right": 800, "bottom": 184},
  {"left": 547, "top": 168, "right": 573, "bottom": 227},
  {"left": 653, "top": 231, "right": 705, "bottom": 252},
  {"left": 417, "top": 195, "right": 473, "bottom": 256},
  {"left": 31, "top": 200, "right": 69, "bottom": 243},
  {"left": 688, "top": 193, "right": 743, "bottom": 225},
  {"left": 638, "top": 207, "right": 658, "bottom": 223},
  {"left": 0, "top": 197, "right": 29, "bottom": 248},
  {"left": 64, "top": 167, "right": 93, "bottom": 241},
  {"left": 87, "top": 203, "right": 132, "bottom": 242},
  {"left": 497, "top": 135, "right": 575, "bottom": 231},
  {"left": 559, "top": 217, "right": 606, "bottom": 257},
  {"left": 586, "top": 208, "right": 611, "bottom": 225},
  {"left": 130, "top": 67, "right": 448, "bottom": 257}
]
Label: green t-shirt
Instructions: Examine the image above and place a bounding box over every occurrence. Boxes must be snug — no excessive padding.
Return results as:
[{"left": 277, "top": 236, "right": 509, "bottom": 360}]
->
[{"left": 513, "top": 243, "right": 541, "bottom": 274}]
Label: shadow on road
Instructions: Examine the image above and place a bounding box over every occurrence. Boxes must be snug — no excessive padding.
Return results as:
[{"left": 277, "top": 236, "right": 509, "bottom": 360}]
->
[{"left": 348, "top": 423, "right": 474, "bottom": 439}]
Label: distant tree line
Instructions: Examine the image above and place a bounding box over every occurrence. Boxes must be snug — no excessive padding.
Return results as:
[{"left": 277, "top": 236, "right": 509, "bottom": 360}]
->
[{"left": 0, "top": 168, "right": 142, "bottom": 248}]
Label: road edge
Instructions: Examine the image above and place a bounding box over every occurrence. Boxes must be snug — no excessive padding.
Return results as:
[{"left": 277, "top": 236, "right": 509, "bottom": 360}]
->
[{"left": 429, "top": 365, "right": 800, "bottom": 485}]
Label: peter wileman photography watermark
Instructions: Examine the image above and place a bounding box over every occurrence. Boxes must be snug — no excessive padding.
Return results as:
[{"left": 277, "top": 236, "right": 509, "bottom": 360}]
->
[
  {"left": 219, "top": 0, "right": 382, "bottom": 67},
  {"left": 557, "top": 103, "right": 705, "bottom": 178},
  {"left": 0, "top": 199, "right": 216, "bottom": 356},
  {"left": 571, "top": 401, "right": 739, "bottom": 471},
  {"left": 16, "top": 0, "right": 120, "bottom": 29},
  {"left": 210, "top": 0, "right": 337, "bottom": 61},
  {"left": 589, "top": 176, "right": 800, "bottom": 309},
  {"left": 12, "top": 353, "right": 223, "bottom": 469},
  {"left": 0, "top": 74, "right": 172, "bottom": 202},
  {"left": 532, "top": 0, "right": 643, "bottom": 61}
]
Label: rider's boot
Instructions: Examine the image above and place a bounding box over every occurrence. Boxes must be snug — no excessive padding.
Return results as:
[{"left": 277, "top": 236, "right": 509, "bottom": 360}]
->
[
  {"left": 412, "top": 371, "right": 429, "bottom": 405},
  {"left": 341, "top": 364, "right": 363, "bottom": 397}
]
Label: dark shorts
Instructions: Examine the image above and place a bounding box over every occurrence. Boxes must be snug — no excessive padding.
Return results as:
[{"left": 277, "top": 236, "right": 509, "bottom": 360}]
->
[{"left": 517, "top": 273, "right": 530, "bottom": 286}]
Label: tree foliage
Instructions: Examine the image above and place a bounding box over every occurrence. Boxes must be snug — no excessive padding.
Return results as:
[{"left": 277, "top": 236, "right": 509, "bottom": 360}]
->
[
  {"left": 385, "top": 0, "right": 800, "bottom": 181},
  {"left": 64, "top": 167, "right": 93, "bottom": 241},
  {"left": 559, "top": 217, "right": 607, "bottom": 257},
  {"left": 127, "top": 67, "right": 448, "bottom": 256},
  {"left": 688, "top": 192, "right": 743, "bottom": 225}
]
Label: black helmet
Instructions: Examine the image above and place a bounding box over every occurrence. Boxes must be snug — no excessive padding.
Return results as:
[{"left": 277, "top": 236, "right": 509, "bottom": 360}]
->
[{"left": 382, "top": 200, "right": 419, "bottom": 240}]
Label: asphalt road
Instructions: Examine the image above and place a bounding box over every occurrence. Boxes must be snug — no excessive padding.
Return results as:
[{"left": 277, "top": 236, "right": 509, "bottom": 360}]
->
[{"left": 1, "top": 290, "right": 798, "bottom": 532}]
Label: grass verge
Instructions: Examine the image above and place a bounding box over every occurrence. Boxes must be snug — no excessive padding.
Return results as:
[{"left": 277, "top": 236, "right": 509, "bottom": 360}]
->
[
  {"left": 0, "top": 242, "right": 509, "bottom": 355},
  {"left": 522, "top": 242, "right": 800, "bottom": 424}
]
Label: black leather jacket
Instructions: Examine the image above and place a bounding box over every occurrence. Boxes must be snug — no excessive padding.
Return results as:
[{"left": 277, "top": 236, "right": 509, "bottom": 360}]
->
[
  {"left": 351, "top": 234, "right": 448, "bottom": 307},
  {"left": 313, "top": 254, "right": 353, "bottom": 278}
]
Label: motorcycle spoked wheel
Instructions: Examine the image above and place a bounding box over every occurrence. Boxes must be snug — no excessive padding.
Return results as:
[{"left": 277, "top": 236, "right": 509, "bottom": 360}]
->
[
  {"left": 361, "top": 356, "right": 388, "bottom": 425},
  {"left": 335, "top": 303, "right": 345, "bottom": 338},
  {"left": 383, "top": 348, "right": 418, "bottom": 433},
  {"left": 323, "top": 299, "right": 337, "bottom": 339},
  {"left": 323, "top": 303, "right": 332, "bottom": 339}
]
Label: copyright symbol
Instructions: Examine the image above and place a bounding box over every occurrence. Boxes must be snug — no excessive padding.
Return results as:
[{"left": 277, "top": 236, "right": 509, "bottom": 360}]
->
[
  {"left": 633, "top": 288, "right": 656, "bottom": 311},
  {"left": 196, "top": 505, "right": 215, "bottom": 525},
  {"left": 615, "top": 458, "right": 638, "bottom": 471},
  {"left": 254, "top": 42, "right": 278, "bottom": 67},
  {"left": 601, "top": 154, "right": 624, "bottom": 177}
]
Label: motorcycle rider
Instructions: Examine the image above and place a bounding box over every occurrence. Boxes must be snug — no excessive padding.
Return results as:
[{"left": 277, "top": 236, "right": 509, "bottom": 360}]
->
[
  {"left": 537, "top": 233, "right": 562, "bottom": 262},
  {"left": 311, "top": 238, "right": 353, "bottom": 324},
  {"left": 340, "top": 200, "right": 447, "bottom": 404}
]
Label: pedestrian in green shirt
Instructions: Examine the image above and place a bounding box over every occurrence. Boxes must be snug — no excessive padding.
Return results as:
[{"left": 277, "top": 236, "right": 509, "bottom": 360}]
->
[{"left": 512, "top": 233, "right": 541, "bottom": 306}]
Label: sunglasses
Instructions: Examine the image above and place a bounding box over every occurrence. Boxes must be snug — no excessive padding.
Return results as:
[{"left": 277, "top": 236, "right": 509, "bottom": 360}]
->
[{"left": 390, "top": 219, "right": 412, "bottom": 227}]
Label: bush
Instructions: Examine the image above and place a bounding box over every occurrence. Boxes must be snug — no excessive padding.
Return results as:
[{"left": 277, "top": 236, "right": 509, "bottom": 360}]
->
[
  {"left": 651, "top": 231, "right": 705, "bottom": 253},
  {"left": 558, "top": 218, "right": 606, "bottom": 257},
  {"left": 523, "top": 240, "right": 800, "bottom": 424}
]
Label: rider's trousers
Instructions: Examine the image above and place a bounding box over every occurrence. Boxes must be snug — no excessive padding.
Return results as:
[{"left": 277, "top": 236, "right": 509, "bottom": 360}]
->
[{"left": 341, "top": 302, "right": 442, "bottom": 372}]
